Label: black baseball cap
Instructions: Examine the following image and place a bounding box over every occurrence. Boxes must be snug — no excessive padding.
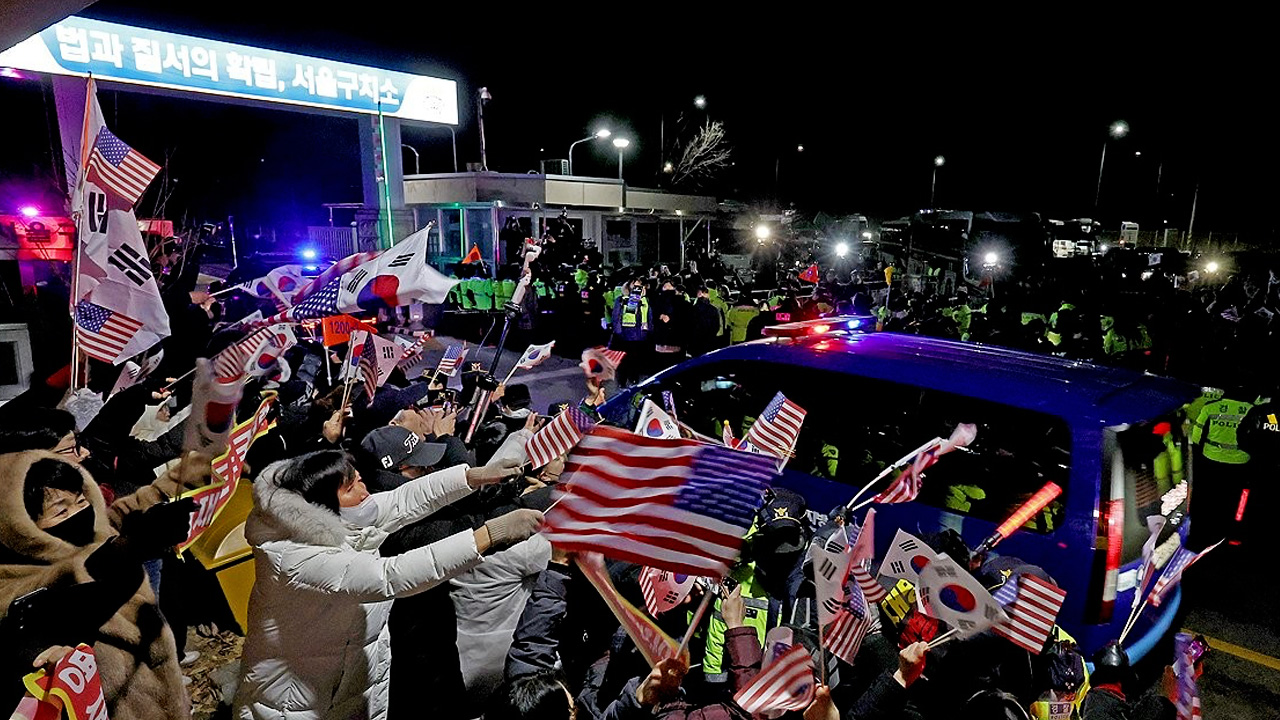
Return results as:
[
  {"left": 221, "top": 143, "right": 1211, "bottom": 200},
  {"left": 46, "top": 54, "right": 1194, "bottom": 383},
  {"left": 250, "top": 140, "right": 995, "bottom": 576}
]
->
[{"left": 361, "top": 426, "right": 447, "bottom": 470}]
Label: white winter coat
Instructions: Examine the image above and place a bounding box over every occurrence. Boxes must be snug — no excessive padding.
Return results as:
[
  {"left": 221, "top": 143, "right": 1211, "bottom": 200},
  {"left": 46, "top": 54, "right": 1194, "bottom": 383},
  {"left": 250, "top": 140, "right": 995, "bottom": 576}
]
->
[{"left": 234, "top": 461, "right": 481, "bottom": 720}]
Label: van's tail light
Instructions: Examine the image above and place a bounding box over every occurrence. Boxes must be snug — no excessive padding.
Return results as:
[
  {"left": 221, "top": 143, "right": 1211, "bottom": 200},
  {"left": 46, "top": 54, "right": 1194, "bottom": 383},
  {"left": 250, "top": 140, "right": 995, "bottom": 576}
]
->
[{"left": 1088, "top": 497, "right": 1124, "bottom": 623}]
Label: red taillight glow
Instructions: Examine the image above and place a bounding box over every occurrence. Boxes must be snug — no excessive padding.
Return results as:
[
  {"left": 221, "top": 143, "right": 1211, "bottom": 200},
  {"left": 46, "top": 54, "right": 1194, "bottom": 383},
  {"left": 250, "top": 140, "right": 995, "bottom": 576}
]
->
[
  {"left": 995, "top": 482, "right": 1063, "bottom": 538},
  {"left": 1152, "top": 422, "right": 1172, "bottom": 435},
  {"left": 1105, "top": 498, "right": 1124, "bottom": 575},
  {"left": 1235, "top": 488, "right": 1251, "bottom": 522}
]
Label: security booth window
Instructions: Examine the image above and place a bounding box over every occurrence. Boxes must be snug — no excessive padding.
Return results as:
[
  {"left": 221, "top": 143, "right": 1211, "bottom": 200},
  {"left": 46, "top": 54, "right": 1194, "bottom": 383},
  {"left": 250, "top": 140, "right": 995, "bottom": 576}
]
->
[
  {"left": 654, "top": 361, "right": 1070, "bottom": 533},
  {"left": 1107, "top": 416, "right": 1192, "bottom": 565}
]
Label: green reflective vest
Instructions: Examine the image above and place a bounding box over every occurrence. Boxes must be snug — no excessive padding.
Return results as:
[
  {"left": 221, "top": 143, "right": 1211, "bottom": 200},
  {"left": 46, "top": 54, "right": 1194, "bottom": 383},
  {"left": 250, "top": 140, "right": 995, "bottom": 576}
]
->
[
  {"left": 700, "top": 563, "right": 770, "bottom": 680},
  {"left": 726, "top": 307, "right": 760, "bottom": 344},
  {"left": 574, "top": 268, "right": 589, "bottom": 290},
  {"left": 472, "top": 279, "right": 495, "bottom": 311},
  {"left": 709, "top": 294, "right": 730, "bottom": 336},
  {"left": 494, "top": 279, "right": 516, "bottom": 308},
  {"left": 1191, "top": 397, "right": 1253, "bottom": 464}
]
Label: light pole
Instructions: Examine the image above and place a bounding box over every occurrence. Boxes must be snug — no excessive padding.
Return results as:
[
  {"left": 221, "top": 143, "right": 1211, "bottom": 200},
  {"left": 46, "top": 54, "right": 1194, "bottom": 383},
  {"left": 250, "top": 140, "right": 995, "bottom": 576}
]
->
[
  {"left": 568, "top": 128, "right": 610, "bottom": 175},
  {"left": 401, "top": 144, "right": 419, "bottom": 175},
  {"left": 931, "top": 155, "right": 945, "bottom": 206},
  {"left": 613, "top": 137, "right": 631, "bottom": 180},
  {"left": 1094, "top": 120, "right": 1128, "bottom": 210},
  {"left": 477, "top": 87, "right": 492, "bottom": 171},
  {"left": 694, "top": 95, "right": 707, "bottom": 110}
]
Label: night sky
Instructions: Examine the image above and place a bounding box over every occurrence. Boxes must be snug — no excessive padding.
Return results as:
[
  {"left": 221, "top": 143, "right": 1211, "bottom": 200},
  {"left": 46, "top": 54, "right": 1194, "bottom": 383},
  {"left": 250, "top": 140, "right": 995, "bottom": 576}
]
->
[{"left": 1, "top": 5, "right": 1275, "bottom": 240}]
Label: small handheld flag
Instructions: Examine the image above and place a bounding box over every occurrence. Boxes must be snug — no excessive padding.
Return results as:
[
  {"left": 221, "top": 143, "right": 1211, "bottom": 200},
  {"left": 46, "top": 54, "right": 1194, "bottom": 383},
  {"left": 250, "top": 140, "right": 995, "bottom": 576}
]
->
[
  {"left": 542, "top": 426, "right": 777, "bottom": 577},
  {"left": 993, "top": 574, "right": 1067, "bottom": 654},
  {"left": 733, "top": 644, "right": 816, "bottom": 716},
  {"left": 639, "top": 567, "right": 695, "bottom": 616},
  {"left": 916, "top": 554, "right": 1008, "bottom": 639},
  {"left": 799, "top": 263, "right": 820, "bottom": 283},
  {"left": 462, "top": 244, "right": 483, "bottom": 264}
]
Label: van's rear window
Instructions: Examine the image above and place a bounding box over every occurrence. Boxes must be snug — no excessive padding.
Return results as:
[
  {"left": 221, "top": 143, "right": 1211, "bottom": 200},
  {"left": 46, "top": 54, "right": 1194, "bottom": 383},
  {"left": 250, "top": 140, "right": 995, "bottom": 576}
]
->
[
  {"left": 656, "top": 361, "right": 1070, "bottom": 534},
  {"left": 1108, "top": 417, "right": 1191, "bottom": 565}
]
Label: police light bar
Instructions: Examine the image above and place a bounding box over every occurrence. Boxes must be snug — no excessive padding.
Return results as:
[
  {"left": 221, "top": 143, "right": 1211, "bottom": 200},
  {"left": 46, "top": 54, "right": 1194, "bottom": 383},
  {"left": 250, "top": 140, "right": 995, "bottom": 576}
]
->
[{"left": 761, "top": 315, "right": 872, "bottom": 338}]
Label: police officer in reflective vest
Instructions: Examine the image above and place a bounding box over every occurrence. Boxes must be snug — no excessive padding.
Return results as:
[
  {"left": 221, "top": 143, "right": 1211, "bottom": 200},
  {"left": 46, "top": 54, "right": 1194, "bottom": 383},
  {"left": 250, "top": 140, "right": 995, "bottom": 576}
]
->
[
  {"left": 609, "top": 277, "right": 650, "bottom": 385},
  {"left": 1189, "top": 388, "right": 1254, "bottom": 545},
  {"left": 1236, "top": 388, "right": 1278, "bottom": 547}
]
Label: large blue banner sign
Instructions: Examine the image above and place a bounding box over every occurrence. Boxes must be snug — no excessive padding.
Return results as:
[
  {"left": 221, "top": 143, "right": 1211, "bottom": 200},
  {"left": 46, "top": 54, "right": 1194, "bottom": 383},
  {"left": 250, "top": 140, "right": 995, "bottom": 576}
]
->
[{"left": 0, "top": 16, "right": 458, "bottom": 125}]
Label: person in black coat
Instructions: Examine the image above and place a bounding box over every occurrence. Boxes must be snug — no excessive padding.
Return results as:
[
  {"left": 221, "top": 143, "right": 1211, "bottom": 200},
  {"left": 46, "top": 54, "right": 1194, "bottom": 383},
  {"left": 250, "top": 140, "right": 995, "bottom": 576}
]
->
[
  {"left": 649, "top": 281, "right": 690, "bottom": 373},
  {"left": 687, "top": 286, "right": 724, "bottom": 357}
]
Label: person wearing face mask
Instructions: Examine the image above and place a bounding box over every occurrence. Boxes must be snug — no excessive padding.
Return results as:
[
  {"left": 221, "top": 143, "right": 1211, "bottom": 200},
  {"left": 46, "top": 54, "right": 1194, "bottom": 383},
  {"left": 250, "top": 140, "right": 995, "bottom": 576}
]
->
[
  {"left": 0, "top": 452, "right": 201, "bottom": 720},
  {"left": 234, "top": 450, "right": 539, "bottom": 720}
]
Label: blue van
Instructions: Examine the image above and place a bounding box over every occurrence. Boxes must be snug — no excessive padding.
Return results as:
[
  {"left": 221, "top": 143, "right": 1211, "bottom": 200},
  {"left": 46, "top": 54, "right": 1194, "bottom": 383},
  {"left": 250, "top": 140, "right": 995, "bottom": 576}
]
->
[{"left": 599, "top": 323, "right": 1197, "bottom": 660}]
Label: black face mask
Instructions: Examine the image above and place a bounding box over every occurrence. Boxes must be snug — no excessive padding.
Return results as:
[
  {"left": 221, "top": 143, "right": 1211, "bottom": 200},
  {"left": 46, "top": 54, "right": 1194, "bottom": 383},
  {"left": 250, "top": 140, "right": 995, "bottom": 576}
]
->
[{"left": 44, "top": 505, "right": 97, "bottom": 546}]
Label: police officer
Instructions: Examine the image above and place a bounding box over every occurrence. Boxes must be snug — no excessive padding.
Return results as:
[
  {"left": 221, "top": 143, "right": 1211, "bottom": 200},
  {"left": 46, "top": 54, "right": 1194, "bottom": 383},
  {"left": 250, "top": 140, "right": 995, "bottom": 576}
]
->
[
  {"left": 1189, "top": 386, "right": 1254, "bottom": 545},
  {"left": 609, "top": 276, "right": 650, "bottom": 385}
]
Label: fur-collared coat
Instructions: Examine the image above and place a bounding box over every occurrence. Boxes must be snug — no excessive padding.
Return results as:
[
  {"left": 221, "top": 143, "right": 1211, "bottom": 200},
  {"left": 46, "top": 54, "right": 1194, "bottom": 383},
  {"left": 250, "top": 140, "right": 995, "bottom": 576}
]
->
[
  {"left": 233, "top": 461, "right": 482, "bottom": 720},
  {"left": 0, "top": 450, "right": 206, "bottom": 720}
]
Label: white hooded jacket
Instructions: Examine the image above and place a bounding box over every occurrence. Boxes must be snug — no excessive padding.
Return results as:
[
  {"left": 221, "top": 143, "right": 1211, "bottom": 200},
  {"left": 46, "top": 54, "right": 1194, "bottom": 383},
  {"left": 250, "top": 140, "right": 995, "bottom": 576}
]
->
[{"left": 234, "top": 460, "right": 481, "bottom": 720}]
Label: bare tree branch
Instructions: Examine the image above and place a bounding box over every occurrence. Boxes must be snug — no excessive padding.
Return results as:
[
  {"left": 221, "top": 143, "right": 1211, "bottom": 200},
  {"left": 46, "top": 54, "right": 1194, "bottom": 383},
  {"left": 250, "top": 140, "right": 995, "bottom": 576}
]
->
[{"left": 670, "top": 121, "right": 731, "bottom": 190}]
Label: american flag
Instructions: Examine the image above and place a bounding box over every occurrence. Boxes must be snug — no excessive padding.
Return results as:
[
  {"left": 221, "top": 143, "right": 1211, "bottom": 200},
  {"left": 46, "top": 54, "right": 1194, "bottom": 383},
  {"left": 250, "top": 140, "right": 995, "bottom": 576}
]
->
[
  {"left": 742, "top": 392, "right": 807, "bottom": 464},
  {"left": 85, "top": 127, "right": 160, "bottom": 207},
  {"left": 850, "top": 563, "right": 887, "bottom": 604},
  {"left": 211, "top": 327, "right": 273, "bottom": 382},
  {"left": 543, "top": 425, "right": 777, "bottom": 577},
  {"left": 289, "top": 248, "right": 383, "bottom": 308},
  {"left": 576, "top": 552, "right": 684, "bottom": 668},
  {"left": 993, "top": 575, "right": 1067, "bottom": 654},
  {"left": 434, "top": 345, "right": 466, "bottom": 378},
  {"left": 733, "top": 644, "right": 817, "bottom": 716},
  {"left": 525, "top": 406, "right": 595, "bottom": 469},
  {"left": 639, "top": 567, "right": 695, "bottom": 616},
  {"left": 75, "top": 300, "right": 144, "bottom": 364},
  {"left": 810, "top": 527, "right": 873, "bottom": 664},
  {"left": 595, "top": 346, "right": 626, "bottom": 367},
  {"left": 873, "top": 423, "right": 977, "bottom": 505},
  {"left": 1149, "top": 540, "right": 1222, "bottom": 607},
  {"left": 263, "top": 277, "right": 342, "bottom": 324},
  {"left": 1173, "top": 633, "right": 1203, "bottom": 720},
  {"left": 344, "top": 331, "right": 378, "bottom": 401}
]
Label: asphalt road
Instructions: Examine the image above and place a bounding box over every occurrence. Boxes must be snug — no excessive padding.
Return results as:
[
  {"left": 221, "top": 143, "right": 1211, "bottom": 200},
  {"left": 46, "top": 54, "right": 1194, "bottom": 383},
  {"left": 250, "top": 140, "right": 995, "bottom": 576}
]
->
[
  {"left": 1183, "top": 542, "right": 1280, "bottom": 718},
  {"left": 426, "top": 335, "right": 1280, "bottom": 716}
]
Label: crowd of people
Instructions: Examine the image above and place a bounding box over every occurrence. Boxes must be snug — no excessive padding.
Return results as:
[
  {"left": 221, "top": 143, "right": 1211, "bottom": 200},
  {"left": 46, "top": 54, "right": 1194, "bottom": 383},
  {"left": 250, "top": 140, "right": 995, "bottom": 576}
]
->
[{"left": 0, "top": 239, "right": 1252, "bottom": 720}]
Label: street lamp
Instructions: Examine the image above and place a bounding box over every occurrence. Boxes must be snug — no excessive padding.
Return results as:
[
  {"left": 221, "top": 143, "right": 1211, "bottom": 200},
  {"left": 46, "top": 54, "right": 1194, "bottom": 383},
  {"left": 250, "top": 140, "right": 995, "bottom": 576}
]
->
[
  {"left": 401, "top": 144, "right": 420, "bottom": 175},
  {"left": 755, "top": 225, "right": 771, "bottom": 242},
  {"left": 1095, "top": 120, "right": 1129, "bottom": 210},
  {"left": 836, "top": 242, "right": 850, "bottom": 257},
  {"left": 568, "top": 128, "right": 611, "bottom": 175},
  {"left": 931, "top": 155, "right": 945, "bottom": 207},
  {"left": 612, "top": 137, "right": 631, "bottom": 180},
  {"left": 694, "top": 95, "right": 707, "bottom": 109},
  {"left": 796, "top": 144, "right": 805, "bottom": 153}
]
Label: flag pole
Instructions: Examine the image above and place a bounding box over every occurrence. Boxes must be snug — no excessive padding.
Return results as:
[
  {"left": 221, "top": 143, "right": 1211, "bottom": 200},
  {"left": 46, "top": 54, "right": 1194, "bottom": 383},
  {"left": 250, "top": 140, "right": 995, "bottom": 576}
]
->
[
  {"left": 816, "top": 619, "right": 828, "bottom": 685},
  {"left": 844, "top": 437, "right": 942, "bottom": 512},
  {"left": 69, "top": 75, "right": 97, "bottom": 393},
  {"left": 927, "top": 628, "right": 960, "bottom": 649},
  {"left": 502, "top": 362, "right": 520, "bottom": 386},
  {"left": 676, "top": 589, "right": 715, "bottom": 659}
]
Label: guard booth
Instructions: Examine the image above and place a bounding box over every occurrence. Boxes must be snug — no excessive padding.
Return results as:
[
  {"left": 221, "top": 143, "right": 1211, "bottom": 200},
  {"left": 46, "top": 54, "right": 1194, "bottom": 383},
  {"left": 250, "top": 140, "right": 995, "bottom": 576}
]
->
[{"left": 402, "top": 172, "right": 719, "bottom": 271}]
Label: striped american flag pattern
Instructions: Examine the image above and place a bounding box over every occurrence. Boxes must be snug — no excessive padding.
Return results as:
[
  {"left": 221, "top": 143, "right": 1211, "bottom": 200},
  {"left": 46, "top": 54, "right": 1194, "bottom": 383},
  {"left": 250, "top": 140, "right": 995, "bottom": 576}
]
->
[
  {"left": 742, "top": 392, "right": 806, "bottom": 463},
  {"left": 358, "top": 333, "right": 379, "bottom": 400},
  {"left": 75, "top": 300, "right": 144, "bottom": 364},
  {"left": 1149, "top": 541, "right": 1222, "bottom": 607},
  {"left": 873, "top": 423, "right": 977, "bottom": 504},
  {"left": 211, "top": 328, "right": 273, "bottom": 381},
  {"left": 733, "top": 644, "right": 817, "bottom": 715},
  {"left": 525, "top": 406, "right": 596, "bottom": 469},
  {"left": 542, "top": 425, "right": 777, "bottom": 577},
  {"left": 993, "top": 575, "right": 1066, "bottom": 654},
  {"left": 435, "top": 345, "right": 466, "bottom": 377},
  {"left": 595, "top": 347, "right": 626, "bottom": 367},
  {"left": 290, "top": 248, "right": 383, "bottom": 308},
  {"left": 638, "top": 567, "right": 694, "bottom": 616},
  {"left": 260, "top": 277, "right": 343, "bottom": 324},
  {"left": 850, "top": 562, "right": 888, "bottom": 603},
  {"left": 85, "top": 127, "right": 160, "bottom": 206},
  {"left": 1173, "top": 633, "right": 1202, "bottom": 720}
]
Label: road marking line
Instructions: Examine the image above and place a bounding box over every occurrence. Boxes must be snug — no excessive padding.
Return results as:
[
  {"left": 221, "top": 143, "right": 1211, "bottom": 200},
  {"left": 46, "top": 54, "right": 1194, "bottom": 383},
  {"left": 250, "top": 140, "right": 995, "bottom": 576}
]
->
[{"left": 1185, "top": 629, "right": 1280, "bottom": 672}]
